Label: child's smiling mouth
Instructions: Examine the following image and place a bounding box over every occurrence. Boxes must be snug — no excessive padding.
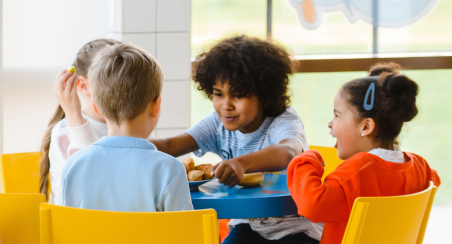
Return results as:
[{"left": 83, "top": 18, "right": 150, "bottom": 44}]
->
[
  {"left": 330, "top": 131, "right": 338, "bottom": 148},
  {"left": 223, "top": 115, "right": 238, "bottom": 122}
]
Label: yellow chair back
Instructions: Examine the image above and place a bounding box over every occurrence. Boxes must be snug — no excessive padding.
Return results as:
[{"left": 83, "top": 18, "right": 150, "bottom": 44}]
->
[
  {"left": 40, "top": 203, "right": 219, "bottom": 244},
  {"left": 0, "top": 193, "right": 46, "bottom": 244},
  {"left": 309, "top": 145, "right": 343, "bottom": 180},
  {"left": 0, "top": 152, "right": 41, "bottom": 193},
  {"left": 342, "top": 181, "right": 438, "bottom": 244}
]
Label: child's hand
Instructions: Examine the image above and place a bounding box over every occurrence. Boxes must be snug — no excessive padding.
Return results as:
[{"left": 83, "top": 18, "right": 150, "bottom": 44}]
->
[
  {"left": 211, "top": 158, "right": 246, "bottom": 188},
  {"left": 54, "top": 69, "right": 85, "bottom": 127}
]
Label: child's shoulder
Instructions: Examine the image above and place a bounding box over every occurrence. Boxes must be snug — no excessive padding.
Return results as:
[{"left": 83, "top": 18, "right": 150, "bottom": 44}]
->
[
  {"left": 150, "top": 150, "right": 185, "bottom": 167},
  {"left": 327, "top": 152, "right": 375, "bottom": 181},
  {"left": 274, "top": 107, "right": 299, "bottom": 119},
  {"left": 402, "top": 151, "right": 432, "bottom": 169},
  {"left": 120, "top": 142, "right": 185, "bottom": 172},
  {"left": 403, "top": 151, "right": 426, "bottom": 162}
]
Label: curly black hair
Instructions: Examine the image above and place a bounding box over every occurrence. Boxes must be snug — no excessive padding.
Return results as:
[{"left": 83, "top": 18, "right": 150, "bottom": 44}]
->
[
  {"left": 193, "top": 35, "right": 292, "bottom": 117},
  {"left": 342, "top": 62, "right": 419, "bottom": 147}
]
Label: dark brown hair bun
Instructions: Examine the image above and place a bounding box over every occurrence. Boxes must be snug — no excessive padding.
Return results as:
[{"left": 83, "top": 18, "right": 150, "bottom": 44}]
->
[{"left": 369, "top": 62, "right": 401, "bottom": 76}]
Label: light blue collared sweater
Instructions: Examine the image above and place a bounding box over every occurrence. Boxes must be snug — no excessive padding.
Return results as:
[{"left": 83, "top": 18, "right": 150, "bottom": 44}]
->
[{"left": 61, "top": 136, "right": 193, "bottom": 212}]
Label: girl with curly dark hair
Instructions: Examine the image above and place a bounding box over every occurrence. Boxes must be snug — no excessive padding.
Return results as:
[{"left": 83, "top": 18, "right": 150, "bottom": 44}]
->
[
  {"left": 287, "top": 62, "right": 441, "bottom": 244},
  {"left": 151, "top": 36, "right": 322, "bottom": 243}
]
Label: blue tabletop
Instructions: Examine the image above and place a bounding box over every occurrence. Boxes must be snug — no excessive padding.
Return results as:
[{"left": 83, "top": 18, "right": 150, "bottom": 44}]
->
[{"left": 190, "top": 174, "right": 298, "bottom": 219}]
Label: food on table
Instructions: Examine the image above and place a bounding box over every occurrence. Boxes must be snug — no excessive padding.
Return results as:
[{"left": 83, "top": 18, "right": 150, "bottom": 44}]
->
[
  {"left": 187, "top": 170, "right": 204, "bottom": 181},
  {"left": 183, "top": 158, "right": 215, "bottom": 181},
  {"left": 182, "top": 158, "right": 195, "bottom": 172},
  {"left": 195, "top": 164, "right": 214, "bottom": 180},
  {"left": 67, "top": 66, "right": 76, "bottom": 74},
  {"left": 238, "top": 172, "right": 265, "bottom": 187}
]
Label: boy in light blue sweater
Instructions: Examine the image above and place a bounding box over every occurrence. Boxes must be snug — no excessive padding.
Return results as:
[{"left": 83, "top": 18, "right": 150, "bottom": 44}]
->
[{"left": 60, "top": 44, "right": 193, "bottom": 212}]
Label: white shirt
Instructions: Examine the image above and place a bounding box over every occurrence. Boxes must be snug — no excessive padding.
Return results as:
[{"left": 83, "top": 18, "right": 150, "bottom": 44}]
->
[
  {"left": 48, "top": 113, "right": 107, "bottom": 204},
  {"left": 368, "top": 148, "right": 406, "bottom": 163}
]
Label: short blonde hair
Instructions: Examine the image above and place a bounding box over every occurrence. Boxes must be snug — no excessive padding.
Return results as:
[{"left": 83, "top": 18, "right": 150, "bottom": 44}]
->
[{"left": 89, "top": 44, "right": 163, "bottom": 124}]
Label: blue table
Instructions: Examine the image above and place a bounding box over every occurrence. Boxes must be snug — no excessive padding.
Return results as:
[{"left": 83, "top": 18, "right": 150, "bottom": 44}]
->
[{"left": 190, "top": 174, "right": 298, "bottom": 219}]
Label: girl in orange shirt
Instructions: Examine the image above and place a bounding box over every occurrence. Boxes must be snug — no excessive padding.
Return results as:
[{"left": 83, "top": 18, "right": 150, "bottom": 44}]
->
[{"left": 287, "top": 62, "right": 441, "bottom": 244}]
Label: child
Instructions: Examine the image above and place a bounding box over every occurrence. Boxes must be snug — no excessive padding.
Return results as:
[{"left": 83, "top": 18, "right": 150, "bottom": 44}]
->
[
  {"left": 40, "top": 39, "right": 120, "bottom": 204},
  {"left": 287, "top": 62, "right": 441, "bottom": 244},
  {"left": 60, "top": 44, "right": 193, "bottom": 212},
  {"left": 151, "top": 36, "right": 322, "bottom": 243}
]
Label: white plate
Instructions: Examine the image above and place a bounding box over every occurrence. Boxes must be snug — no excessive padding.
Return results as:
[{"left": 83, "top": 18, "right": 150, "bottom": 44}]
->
[{"left": 189, "top": 179, "right": 214, "bottom": 191}]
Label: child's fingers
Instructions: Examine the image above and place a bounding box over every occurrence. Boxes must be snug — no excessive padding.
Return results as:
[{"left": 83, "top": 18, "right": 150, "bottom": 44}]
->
[
  {"left": 218, "top": 167, "right": 233, "bottom": 185},
  {"left": 64, "top": 74, "right": 78, "bottom": 95},
  {"left": 55, "top": 72, "right": 72, "bottom": 95},
  {"left": 211, "top": 163, "right": 219, "bottom": 177},
  {"left": 70, "top": 76, "right": 79, "bottom": 96},
  {"left": 230, "top": 178, "right": 241, "bottom": 188},
  {"left": 69, "top": 74, "right": 79, "bottom": 93},
  {"left": 222, "top": 173, "right": 235, "bottom": 187}
]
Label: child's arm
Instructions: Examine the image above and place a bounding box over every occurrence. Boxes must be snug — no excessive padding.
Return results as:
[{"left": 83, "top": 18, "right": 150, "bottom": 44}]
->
[
  {"left": 150, "top": 133, "right": 199, "bottom": 157},
  {"left": 287, "top": 150, "right": 349, "bottom": 223},
  {"left": 54, "top": 69, "right": 97, "bottom": 152},
  {"left": 211, "top": 138, "right": 303, "bottom": 187}
]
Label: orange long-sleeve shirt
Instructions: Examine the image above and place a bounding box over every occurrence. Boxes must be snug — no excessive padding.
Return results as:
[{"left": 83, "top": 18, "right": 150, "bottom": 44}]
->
[{"left": 287, "top": 150, "right": 441, "bottom": 244}]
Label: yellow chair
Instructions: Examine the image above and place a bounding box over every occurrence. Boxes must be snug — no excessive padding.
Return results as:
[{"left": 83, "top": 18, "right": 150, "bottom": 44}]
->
[
  {"left": 0, "top": 152, "right": 41, "bottom": 193},
  {"left": 342, "top": 181, "right": 438, "bottom": 244},
  {"left": 40, "top": 203, "right": 219, "bottom": 244},
  {"left": 309, "top": 145, "right": 343, "bottom": 180},
  {"left": 0, "top": 193, "right": 46, "bottom": 244}
]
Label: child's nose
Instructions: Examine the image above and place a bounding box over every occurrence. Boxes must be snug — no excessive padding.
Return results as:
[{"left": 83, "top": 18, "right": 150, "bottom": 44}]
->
[
  {"left": 222, "top": 97, "right": 233, "bottom": 110},
  {"left": 327, "top": 120, "right": 333, "bottom": 128}
]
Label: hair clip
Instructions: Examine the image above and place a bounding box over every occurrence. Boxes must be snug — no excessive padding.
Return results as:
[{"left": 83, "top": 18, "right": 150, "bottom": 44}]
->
[{"left": 363, "top": 83, "right": 375, "bottom": 110}]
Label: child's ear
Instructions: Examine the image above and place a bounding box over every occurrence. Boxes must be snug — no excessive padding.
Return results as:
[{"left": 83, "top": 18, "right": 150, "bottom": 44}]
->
[
  {"left": 361, "top": 118, "right": 376, "bottom": 136},
  {"left": 91, "top": 99, "right": 105, "bottom": 119},
  {"left": 77, "top": 76, "right": 91, "bottom": 97},
  {"left": 151, "top": 95, "right": 162, "bottom": 118}
]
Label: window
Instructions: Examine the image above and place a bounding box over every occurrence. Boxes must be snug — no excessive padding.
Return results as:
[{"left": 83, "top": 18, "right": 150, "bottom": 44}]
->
[{"left": 191, "top": 0, "right": 452, "bottom": 206}]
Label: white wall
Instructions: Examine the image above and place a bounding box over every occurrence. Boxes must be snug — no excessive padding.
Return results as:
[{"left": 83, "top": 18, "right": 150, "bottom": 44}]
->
[
  {"left": 2, "top": 0, "right": 191, "bottom": 155},
  {"left": 108, "top": 0, "right": 191, "bottom": 160},
  {"left": 2, "top": 0, "right": 110, "bottom": 153}
]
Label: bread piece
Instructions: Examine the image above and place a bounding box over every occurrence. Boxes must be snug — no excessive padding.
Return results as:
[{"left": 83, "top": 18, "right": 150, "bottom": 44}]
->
[
  {"left": 238, "top": 172, "right": 264, "bottom": 187},
  {"left": 182, "top": 158, "right": 195, "bottom": 171},
  {"left": 182, "top": 163, "right": 190, "bottom": 173},
  {"left": 195, "top": 164, "right": 213, "bottom": 180},
  {"left": 187, "top": 170, "right": 204, "bottom": 181}
]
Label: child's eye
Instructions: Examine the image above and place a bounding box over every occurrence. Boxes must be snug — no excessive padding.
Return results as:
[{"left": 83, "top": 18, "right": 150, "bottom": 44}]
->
[
  {"left": 235, "top": 95, "right": 243, "bottom": 99},
  {"left": 213, "top": 93, "right": 223, "bottom": 97}
]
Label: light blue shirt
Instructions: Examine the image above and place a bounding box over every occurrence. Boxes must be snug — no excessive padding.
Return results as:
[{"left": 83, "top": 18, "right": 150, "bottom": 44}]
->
[
  {"left": 186, "top": 107, "right": 309, "bottom": 168},
  {"left": 60, "top": 136, "right": 193, "bottom": 212}
]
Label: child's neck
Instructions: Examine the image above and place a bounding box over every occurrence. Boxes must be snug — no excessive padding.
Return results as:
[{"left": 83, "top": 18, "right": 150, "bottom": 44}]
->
[
  {"left": 361, "top": 141, "right": 395, "bottom": 153},
  {"left": 106, "top": 114, "right": 155, "bottom": 139}
]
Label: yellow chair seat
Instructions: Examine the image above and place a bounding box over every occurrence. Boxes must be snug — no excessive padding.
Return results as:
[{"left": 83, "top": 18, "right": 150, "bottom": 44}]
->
[
  {"left": 1, "top": 152, "right": 41, "bottom": 193},
  {"left": 309, "top": 145, "right": 343, "bottom": 181},
  {"left": 41, "top": 203, "right": 219, "bottom": 244},
  {"left": 342, "top": 181, "right": 438, "bottom": 244},
  {"left": 0, "top": 193, "right": 46, "bottom": 244}
]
